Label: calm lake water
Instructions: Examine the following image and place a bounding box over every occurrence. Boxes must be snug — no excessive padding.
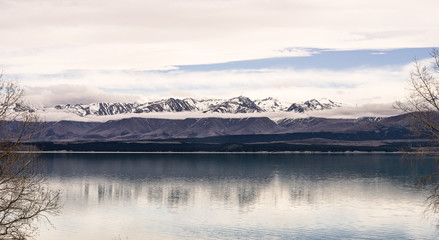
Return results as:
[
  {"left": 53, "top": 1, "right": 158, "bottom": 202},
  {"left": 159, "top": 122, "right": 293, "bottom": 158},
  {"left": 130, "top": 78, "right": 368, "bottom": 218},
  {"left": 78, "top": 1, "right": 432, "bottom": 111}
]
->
[{"left": 36, "top": 153, "right": 439, "bottom": 240}]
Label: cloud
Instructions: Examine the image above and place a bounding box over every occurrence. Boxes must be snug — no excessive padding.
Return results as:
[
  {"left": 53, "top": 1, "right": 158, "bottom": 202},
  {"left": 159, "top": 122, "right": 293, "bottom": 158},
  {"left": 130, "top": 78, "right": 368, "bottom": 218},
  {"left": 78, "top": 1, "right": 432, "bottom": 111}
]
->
[
  {"left": 1, "top": 0, "right": 435, "bottom": 113},
  {"left": 303, "top": 103, "right": 403, "bottom": 119},
  {"left": 18, "top": 63, "right": 411, "bottom": 107},
  {"left": 168, "top": 90, "right": 193, "bottom": 98},
  {"left": 25, "top": 84, "right": 140, "bottom": 107},
  {"left": 0, "top": 0, "right": 438, "bottom": 74}
]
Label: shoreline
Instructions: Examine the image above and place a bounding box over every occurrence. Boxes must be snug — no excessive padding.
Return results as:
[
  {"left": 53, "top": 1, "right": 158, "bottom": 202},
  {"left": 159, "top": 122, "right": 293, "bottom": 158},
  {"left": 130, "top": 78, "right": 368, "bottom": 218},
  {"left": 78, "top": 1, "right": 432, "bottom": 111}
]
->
[{"left": 33, "top": 150, "right": 405, "bottom": 154}]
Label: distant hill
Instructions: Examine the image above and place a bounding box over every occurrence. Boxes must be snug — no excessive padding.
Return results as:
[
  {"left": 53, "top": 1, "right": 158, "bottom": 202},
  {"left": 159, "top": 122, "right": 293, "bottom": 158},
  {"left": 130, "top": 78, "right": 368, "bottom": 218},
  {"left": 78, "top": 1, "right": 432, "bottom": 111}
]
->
[
  {"left": 25, "top": 112, "right": 428, "bottom": 152},
  {"left": 33, "top": 113, "right": 414, "bottom": 141}
]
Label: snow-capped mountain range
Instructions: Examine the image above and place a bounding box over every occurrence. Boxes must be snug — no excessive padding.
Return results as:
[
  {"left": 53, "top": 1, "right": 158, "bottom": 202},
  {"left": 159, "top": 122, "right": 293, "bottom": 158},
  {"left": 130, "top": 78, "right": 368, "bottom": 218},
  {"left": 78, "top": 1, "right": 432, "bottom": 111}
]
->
[{"left": 48, "top": 96, "right": 341, "bottom": 117}]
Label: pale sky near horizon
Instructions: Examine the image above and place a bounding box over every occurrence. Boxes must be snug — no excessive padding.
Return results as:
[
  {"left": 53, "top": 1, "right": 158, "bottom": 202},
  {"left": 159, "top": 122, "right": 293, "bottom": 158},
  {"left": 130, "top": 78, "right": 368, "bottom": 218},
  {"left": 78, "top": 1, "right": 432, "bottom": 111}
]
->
[{"left": 1, "top": 0, "right": 438, "bottom": 108}]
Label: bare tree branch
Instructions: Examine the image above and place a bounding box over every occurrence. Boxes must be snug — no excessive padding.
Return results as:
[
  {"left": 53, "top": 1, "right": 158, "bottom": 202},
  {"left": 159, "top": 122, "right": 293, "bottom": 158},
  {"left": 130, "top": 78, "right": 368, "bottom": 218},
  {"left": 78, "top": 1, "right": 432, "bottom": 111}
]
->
[{"left": 0, "top": 76, "right": 60, "bottom": 239}]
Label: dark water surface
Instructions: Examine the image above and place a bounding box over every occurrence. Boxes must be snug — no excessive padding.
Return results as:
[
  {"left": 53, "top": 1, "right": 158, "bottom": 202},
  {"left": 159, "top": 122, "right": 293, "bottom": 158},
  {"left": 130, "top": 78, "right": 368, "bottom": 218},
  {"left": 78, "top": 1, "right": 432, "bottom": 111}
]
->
[{"left": 37, "top": 153, "right": 439, "bottom": 240}]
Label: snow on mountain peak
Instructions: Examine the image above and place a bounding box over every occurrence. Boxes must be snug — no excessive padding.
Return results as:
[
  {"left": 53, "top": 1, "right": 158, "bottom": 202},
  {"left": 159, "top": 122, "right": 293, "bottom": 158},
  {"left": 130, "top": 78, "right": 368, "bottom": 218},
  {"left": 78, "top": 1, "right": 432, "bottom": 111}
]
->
[{"left": 31, "top": 96, "right": 342, "bottom": 117}]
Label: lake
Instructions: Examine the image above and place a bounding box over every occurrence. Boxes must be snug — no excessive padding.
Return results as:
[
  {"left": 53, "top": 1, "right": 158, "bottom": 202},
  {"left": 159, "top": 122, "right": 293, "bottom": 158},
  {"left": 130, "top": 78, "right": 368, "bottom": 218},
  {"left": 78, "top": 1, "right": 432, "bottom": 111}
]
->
[{"left": 37, "top": 153, "right": 439, "bottom": 240}]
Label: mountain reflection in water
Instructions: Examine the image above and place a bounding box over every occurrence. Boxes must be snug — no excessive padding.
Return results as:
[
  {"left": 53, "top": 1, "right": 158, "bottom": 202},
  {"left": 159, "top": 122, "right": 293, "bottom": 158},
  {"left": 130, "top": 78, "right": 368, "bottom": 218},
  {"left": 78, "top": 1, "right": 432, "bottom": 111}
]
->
[{"left": 38, "top": 153, "right": 439, "bottom": 240}]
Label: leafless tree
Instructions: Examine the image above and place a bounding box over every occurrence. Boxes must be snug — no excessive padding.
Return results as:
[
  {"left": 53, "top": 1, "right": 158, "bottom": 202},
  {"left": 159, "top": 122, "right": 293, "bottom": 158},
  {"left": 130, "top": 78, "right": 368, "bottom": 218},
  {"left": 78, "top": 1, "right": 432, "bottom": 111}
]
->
[
  {"left": 395, "top": 49, "right": 439, "bottom": 217},
  {"left": 0, "top": 75, "right": 60, "bottom": 239},
  {"left": 396, "top": 49, "right": 439, "bottom": 143}
]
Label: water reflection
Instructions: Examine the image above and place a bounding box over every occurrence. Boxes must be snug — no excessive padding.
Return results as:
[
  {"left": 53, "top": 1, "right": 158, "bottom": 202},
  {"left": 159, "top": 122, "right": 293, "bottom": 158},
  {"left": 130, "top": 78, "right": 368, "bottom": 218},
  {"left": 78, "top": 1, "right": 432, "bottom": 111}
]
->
[
  {"left": 38, "top": 153, "right": 439, "bottom": 240},
  {"left": 43, "top": 152, "right": 436, "bottom": 179}
]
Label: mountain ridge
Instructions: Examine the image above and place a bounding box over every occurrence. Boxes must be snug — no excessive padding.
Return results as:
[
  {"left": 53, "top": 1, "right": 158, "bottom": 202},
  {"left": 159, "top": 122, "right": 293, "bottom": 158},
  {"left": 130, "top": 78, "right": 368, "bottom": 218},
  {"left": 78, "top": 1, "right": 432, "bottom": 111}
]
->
[{"left": 45, "top": 96, "right": 341, "bottom": 117}]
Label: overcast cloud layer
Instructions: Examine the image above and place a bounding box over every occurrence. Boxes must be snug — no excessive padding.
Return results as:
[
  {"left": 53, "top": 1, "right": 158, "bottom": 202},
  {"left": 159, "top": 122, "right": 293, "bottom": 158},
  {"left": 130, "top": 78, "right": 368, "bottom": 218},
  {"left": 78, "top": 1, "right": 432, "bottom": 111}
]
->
[
  {"left": 22, "top": 64, "right": 411, "bottom": 107},
  {"left": 1, "top": 0, "right": 438, "bottom": 113}
]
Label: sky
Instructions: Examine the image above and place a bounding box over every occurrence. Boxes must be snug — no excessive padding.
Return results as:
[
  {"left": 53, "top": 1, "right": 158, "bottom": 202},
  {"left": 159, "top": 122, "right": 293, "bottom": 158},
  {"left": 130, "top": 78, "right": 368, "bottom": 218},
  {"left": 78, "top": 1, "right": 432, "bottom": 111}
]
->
[{"left": 1, "top": 0, "right": 438, "bottom": 111}]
